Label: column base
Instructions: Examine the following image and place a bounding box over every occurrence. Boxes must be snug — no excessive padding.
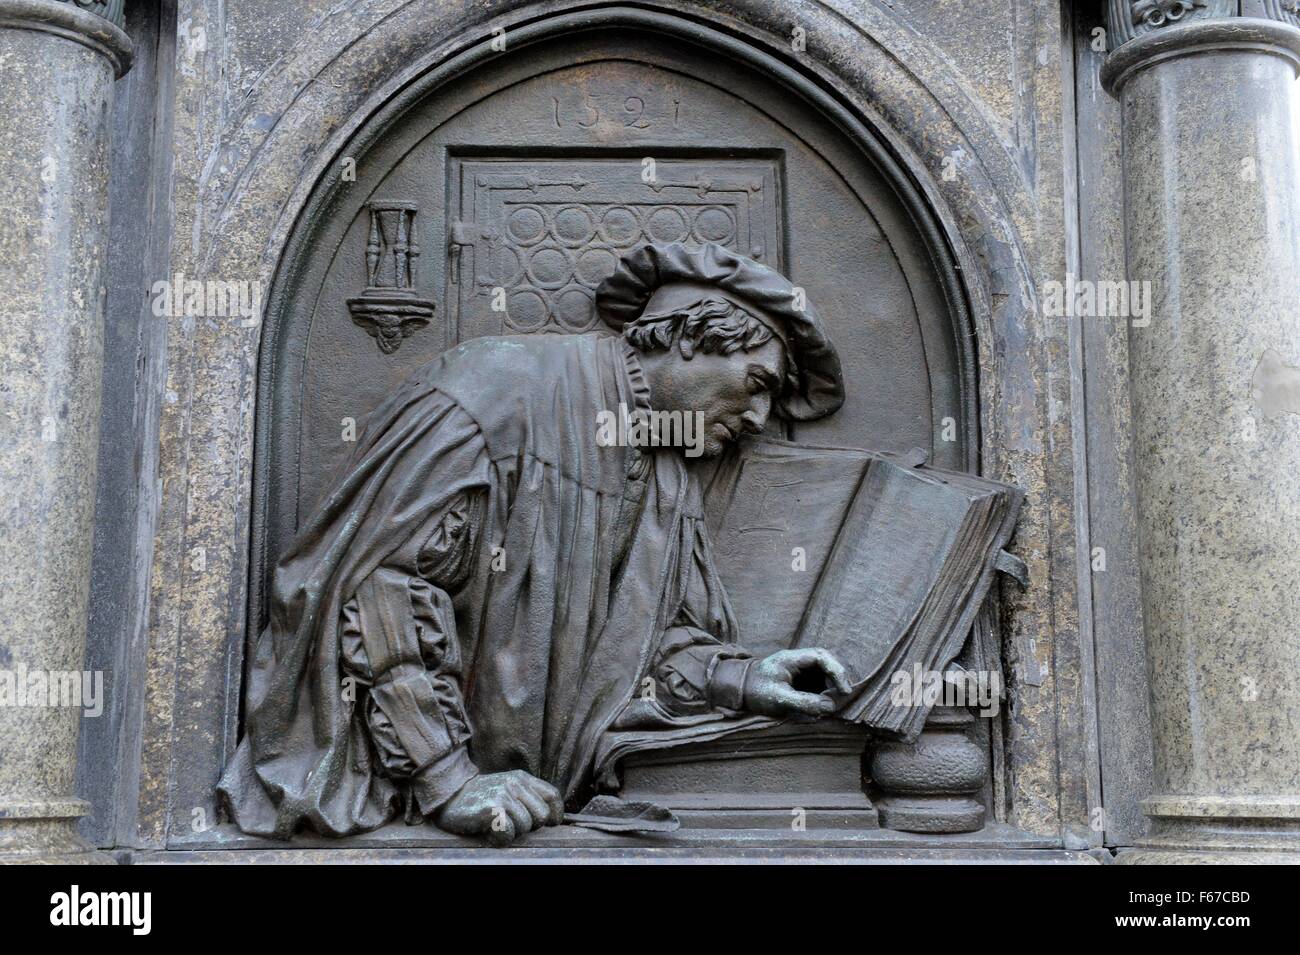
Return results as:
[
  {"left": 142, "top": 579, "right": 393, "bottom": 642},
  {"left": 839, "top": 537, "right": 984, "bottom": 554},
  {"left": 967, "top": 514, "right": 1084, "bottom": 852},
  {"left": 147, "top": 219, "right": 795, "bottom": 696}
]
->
[
  {"left": 0, "top": 797, "right": 115, "bottom": 864},
  {"left": 1118, "top": 794, "right": 1300, "bottom": 863},
  {"left": 1116, "top": 846, "right": 1300, "bottom": 864}
]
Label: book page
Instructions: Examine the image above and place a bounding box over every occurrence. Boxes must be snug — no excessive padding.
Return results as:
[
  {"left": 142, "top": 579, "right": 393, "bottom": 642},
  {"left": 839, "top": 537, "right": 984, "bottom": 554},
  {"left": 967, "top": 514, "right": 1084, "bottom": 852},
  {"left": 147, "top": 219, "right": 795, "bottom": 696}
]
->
[
  {"left": 704, "top": 440, "right": 870, "bottom": 657},
  {"left": 794, "top": 461, "right": 969, "bottom": 688}
]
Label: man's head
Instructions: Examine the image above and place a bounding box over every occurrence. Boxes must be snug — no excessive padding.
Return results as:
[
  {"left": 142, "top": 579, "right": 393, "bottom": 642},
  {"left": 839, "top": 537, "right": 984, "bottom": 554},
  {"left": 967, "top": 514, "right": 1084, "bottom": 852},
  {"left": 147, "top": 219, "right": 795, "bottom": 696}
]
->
[
  {"left": 624, "top": 294, "right": 789, "bottom": 457},
  {"left": 596, "top": 242, "right": 846, "bottom": 449}
]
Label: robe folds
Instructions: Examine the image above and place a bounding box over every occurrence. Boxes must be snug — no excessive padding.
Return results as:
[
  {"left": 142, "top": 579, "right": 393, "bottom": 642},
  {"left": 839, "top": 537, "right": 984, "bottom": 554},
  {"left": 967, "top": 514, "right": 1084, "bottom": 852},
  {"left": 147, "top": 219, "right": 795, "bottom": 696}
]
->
[{"left": 219, "top": 333, "right": 761, "bottom": 838}]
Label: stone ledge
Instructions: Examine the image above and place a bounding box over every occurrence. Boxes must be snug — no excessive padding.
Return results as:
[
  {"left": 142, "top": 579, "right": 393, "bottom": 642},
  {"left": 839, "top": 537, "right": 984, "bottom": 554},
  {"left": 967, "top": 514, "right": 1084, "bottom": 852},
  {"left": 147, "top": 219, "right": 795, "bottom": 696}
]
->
[
  {"left": 126, "top": 845, "right": 1105, "bottom": 865},
  {"left": 1116, "top": 847, "right": 1300, "bottom": 865},
  {"left": 164, "top": 820, "right": 1063, "bottom": 853},
  {"left": 1144, "top": 794, "right": 1300, "bottom": 820}
]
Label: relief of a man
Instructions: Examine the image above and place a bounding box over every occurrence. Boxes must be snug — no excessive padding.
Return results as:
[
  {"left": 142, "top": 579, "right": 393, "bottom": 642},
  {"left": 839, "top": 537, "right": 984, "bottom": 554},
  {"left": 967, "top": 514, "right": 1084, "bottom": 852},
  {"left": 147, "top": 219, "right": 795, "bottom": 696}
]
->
[{"left": 219, "top": 242, "right": 851, "bottom": 844}]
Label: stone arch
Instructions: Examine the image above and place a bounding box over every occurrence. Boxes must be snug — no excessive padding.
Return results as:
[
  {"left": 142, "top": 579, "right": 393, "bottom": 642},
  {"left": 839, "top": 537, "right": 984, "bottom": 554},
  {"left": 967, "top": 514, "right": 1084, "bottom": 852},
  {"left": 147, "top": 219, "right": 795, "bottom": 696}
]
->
[
  {"left": 142, "top": 1, "right": 1071, "bottom": 844},
  {"left": 248, "top": 6, "right": 1019, "bottom": 622}
]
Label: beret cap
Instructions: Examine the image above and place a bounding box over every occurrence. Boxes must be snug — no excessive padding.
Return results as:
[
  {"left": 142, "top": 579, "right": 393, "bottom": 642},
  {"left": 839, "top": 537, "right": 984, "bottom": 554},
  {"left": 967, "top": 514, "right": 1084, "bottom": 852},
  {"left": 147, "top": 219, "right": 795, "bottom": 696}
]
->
[{"left": 596, "top": 242, "right": 845, "bottom": 421}]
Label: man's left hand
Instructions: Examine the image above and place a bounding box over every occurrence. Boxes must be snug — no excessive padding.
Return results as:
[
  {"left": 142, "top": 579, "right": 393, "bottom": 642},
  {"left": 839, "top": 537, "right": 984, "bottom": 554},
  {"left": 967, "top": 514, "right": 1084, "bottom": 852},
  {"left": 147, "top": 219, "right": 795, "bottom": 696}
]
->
[{"left": 742, "top": 648, "right": 852, "bottom": 718}]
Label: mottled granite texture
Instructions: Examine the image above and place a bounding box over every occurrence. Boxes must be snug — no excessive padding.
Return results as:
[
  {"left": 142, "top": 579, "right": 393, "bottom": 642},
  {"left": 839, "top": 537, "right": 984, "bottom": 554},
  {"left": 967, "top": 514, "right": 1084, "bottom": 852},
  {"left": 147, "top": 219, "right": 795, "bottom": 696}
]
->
[
  {"left": 0, "top": 0, "right": 130, "bottom": 862},
  {"left": 1104, "top": 16, "right": 1300, "bottom": 861}
]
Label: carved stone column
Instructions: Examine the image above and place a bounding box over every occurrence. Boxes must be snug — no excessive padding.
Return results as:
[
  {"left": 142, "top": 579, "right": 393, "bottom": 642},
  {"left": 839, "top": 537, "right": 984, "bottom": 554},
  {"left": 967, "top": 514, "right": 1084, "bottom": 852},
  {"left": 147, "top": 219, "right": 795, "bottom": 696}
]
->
[
  {"left": 0, "top": 0, "right": 130, "bottom": 862},
  {"left": 1101, "top": 3, "right": 1300, "bottom": 861}
]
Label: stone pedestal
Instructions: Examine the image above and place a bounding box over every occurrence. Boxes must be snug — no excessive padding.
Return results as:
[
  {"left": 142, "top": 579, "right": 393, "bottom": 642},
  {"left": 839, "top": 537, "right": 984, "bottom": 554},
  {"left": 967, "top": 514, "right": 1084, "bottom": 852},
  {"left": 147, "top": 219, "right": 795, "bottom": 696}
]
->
[
  {"left": 1102, "top": 12, "right": 1300, "bottom": 862},
  {"left": 0, "top": 0, "right": 130, "bottom": 862},
  {"left": 869, "top": 706, "right": 988, "bottom": 834},
  {"left": 619, "top": 721, "right": 877, "bottom": 830}
]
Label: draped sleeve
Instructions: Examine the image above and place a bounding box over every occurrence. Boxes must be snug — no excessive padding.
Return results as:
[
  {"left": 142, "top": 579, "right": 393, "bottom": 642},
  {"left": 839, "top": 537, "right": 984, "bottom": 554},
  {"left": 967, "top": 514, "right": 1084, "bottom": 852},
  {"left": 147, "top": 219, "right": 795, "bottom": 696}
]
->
[
  {"left": 335, "top": 401, "right": 491, "bottom": 816},
  {"left": 650, "top": 513, "right": 753, "bottom": 715}
]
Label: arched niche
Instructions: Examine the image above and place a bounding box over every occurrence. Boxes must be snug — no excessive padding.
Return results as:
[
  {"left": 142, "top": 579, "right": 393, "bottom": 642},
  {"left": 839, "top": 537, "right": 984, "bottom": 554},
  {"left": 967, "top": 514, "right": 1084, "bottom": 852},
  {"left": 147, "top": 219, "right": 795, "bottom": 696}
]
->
[
  {"left": 252, "top": 10, "right": 978, "bottom": 636},
  {"left": 127, "top": 0, "right": 1089, "bottom": 850}
]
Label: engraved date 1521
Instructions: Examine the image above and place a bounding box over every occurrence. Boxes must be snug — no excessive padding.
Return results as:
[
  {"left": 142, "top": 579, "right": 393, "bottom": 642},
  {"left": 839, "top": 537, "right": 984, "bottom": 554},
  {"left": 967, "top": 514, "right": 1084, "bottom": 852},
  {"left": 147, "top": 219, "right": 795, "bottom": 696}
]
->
[{"left": 552, "top": 93, "right": 682, "bottom": 130}]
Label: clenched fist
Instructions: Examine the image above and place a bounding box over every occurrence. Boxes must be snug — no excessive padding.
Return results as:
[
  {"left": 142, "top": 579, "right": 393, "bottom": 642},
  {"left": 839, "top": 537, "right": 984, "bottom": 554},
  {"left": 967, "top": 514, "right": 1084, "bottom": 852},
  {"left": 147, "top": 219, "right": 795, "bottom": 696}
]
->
[{"left": 434, "top": 769, "right": 564, "bottom": 846}]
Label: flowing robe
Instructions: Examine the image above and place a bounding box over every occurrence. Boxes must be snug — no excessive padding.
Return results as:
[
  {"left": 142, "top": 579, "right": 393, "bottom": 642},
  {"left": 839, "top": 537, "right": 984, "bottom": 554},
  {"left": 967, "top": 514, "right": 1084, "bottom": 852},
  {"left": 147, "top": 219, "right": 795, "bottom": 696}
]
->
[{"left": 218, "top": 333, "right": 762, "bottom": 838}]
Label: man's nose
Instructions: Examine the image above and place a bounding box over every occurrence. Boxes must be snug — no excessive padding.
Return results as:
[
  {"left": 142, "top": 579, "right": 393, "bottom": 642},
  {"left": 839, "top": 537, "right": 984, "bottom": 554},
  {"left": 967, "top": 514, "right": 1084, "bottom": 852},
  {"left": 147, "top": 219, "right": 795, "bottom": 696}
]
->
[{"left": 740, "top": 399, "right": 770, "bottom": 434}]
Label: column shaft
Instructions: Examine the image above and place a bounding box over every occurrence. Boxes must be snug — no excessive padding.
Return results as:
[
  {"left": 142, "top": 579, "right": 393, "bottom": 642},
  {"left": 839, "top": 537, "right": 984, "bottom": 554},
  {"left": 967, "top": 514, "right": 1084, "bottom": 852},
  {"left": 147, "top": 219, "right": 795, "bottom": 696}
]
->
[
  {"left": 1104, "top": 17, "right": 1300, "bottom": 860},
  {"left": 0, "top": 0, "right": 130, "bottom": 862}
]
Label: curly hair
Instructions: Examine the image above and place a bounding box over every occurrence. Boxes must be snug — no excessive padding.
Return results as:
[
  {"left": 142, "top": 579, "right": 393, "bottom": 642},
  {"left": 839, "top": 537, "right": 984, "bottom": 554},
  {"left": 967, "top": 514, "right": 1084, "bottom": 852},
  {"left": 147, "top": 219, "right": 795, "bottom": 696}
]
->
[{"left": 623, "top": 295, "right": 776, "bottom": 360}]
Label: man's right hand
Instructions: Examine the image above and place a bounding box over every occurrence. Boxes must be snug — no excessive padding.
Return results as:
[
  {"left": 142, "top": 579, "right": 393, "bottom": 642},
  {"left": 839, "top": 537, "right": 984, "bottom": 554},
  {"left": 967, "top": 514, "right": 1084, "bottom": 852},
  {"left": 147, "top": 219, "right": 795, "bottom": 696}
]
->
[
  {"left": 742, "top": 647, "right": 852, "bottom": 718},
  {"left": 434, "top": 769, "right": 564, "bottom": 846}
]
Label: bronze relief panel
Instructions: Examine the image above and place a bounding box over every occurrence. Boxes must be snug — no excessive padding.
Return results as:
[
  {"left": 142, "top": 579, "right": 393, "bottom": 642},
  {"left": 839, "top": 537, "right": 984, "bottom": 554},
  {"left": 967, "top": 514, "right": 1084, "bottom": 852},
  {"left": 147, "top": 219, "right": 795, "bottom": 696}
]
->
[{"left": 246, "top": 28, "right": 997, "bottom": 845}]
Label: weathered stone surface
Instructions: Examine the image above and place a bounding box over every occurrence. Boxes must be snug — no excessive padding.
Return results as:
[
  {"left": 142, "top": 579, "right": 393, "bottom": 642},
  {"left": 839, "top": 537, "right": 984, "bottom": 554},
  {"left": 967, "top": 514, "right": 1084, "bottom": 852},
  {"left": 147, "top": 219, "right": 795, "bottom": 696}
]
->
[
  {"left": 6, "top": 0, "right": 1282, "bottom": 866},
  {"left": 0, "top": 0, "right": 130, "bottom": 862},
  {"left": 1072, "top": 4, "right": 1155, "bottom": 846},
  {"left": 26, "top": 0, "right": 1298, "bottom": 864},
  {"left": 131, "top": 846, "right": 1103, "bottom": 865},
  {"left": 1103, "top": 14, "right": 1300, "bottom": 860},
  {"left": 113, "top": 1, "right": 1090, "bottom": 863}
]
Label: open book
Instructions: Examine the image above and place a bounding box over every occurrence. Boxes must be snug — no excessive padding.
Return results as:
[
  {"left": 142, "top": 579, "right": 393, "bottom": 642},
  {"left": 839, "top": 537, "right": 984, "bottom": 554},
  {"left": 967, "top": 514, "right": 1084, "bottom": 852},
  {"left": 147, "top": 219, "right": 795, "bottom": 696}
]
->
[{"left": 703, "top": 437, "right": 1022, "bottom": 738}]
